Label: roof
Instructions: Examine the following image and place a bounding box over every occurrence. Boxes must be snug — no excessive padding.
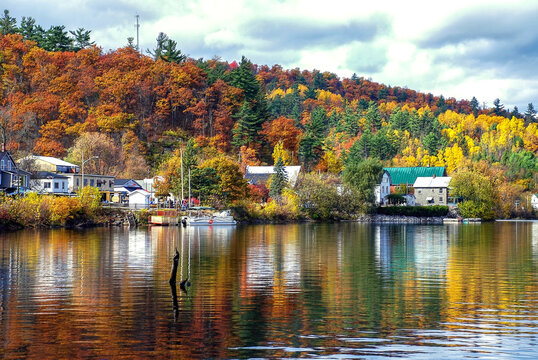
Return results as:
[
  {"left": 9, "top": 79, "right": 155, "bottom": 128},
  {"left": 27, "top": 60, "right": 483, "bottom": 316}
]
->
[
  {"left": 33, "top": 171, "right": 68, "bottom": 179},
  {"left": 413, "top": 176, "right": 452, "bottom": 188},
  {"left": 384, "top": 167, "right": 447, "bottom": 185},
  {"left": 31, "top": 156, "right": 78, "bottom": 167},
  {"left": 128, "top": 189, "right": 150, "bottom": 196},
  {"left": 115, "top": 179, "right": 141, "bottom": 187},
  {"left": 245, "top": 166, "right": 301, "bottom": 186}
]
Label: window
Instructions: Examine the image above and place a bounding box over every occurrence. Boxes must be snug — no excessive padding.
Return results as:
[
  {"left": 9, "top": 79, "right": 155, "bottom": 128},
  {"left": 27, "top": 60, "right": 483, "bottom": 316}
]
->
[
  {"left": 44, "top": 182, "right": 51, "bottom": 189},
  {"left": 62, "top": 182, "right": 65, "bottom": 190},
  {"left": 76, "top": 178, "right": 79, "bottom": 186},
  {"left": 84, "top": 179, "right": 88, "bottom": 185},
  {"left": 439, "top": 197, "right": 443, "bottom": 202},
  {"left": 439, "top": 188, "right": 443, "bottom": 193},
  {"left": 418, "top": 189, "right": 422, "bottom": 194},
  {"left": 90, "top": 179, "right": 94, "bottom": 186},
  {"left": 1, "top": 160, "right": 4, "bottom": 170},
  {"left": 8, "top": 161, "right": 12, "bottom": 170},
  {"left": 54, "top": 182, "right": 59, "bottom": 189}
]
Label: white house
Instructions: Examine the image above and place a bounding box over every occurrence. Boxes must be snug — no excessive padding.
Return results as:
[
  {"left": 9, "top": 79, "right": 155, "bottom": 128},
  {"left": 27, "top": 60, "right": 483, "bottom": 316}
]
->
[
  {"left": 128, "top": 189, "right": 151, "bottom": 209},
  {"left": 413, "top": 176, "right": 452, "bottom": 206},
  {"left": 374, "top": 170, "right": 391, "bottom": 205},
  {"left": 531, "top": 194, "right": 538, "bottom": 210},
  {"left": 31, "top": 171, "right": 69, "bottom": 194}
]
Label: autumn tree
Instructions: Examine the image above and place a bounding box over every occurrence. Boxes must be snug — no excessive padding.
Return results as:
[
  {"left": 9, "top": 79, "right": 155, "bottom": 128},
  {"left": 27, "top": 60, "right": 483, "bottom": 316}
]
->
[
  {"left": 450, "top": 169, "right": 496, "bottom": 220},
  {"left": 66, "top": 132, "right": 123, "bottom": 176},
  {"left": 199, "top": 156, "right": 249, "bottom": 206}
]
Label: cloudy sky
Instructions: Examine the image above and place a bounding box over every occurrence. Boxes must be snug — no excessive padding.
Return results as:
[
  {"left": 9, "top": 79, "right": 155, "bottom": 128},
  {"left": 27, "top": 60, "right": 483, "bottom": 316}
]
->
[{"left": 4, "top": 0, "right": 538, "bottom": 111}]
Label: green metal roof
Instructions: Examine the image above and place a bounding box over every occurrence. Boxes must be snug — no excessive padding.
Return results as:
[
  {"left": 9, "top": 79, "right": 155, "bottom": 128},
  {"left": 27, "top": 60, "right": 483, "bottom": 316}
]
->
[{"left": 383, "top": 167, "right": 447, "bottom": 185}]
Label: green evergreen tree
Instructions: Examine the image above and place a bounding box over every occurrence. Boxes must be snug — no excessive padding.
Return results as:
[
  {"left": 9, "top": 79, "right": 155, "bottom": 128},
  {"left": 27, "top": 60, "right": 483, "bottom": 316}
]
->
[
  {"left": 365, "top": 101, "right": 382, "bottom": 130},
  {"left": 18, "top": 17, "right": 46, "bottom": 48},
  {"left": 43, "top": 25, "right": 73, "bottom": 51},
  {"left": 148, "top": 32, "right": 168, "bottom": 60},
  {"left": 182, "top": 138, "right": 198, "bottom": 170},
  {"left": 0, "top": 10, "right": 18, "bottom": 35},
  {"left": 70, "top": 28, "right": 94, "bottom": 51},
  {"left": 492, "top": 98, "right": 505, "bottom": 116},
  {"left": 389, "top": 108, "right": 409, "bottom": 131},
  {"left": 356, "top": 129, "right": 374, "bottom": 158},
  {"left": 435, "top": 95, "right": 447, "bottom": 115},
  {"left": 470, "top": 96, "right": 479, "bottom": 116},
  {"left": 161, "top": 37, "right": 186, "bottom": 63},
  {"left": 298, "top": 107, "right": 328, "bottom": 169},
  {"left": 232, "top": 101, "right": 258, "bottom": 148},
  {"left": 524, "top": 103, "right": 536, "bottom": 123},
  {"left": 269, "top": 156, "right": 288, "bottom": 200},
  {"left": 126, "top": 37, "right": 136, "bottom": 49},
  {"left": 342, "top": 106, "right": 359, "bottom": 135},
  {"left": 344, "top": 141, "right": 363, "bottom": 167},
  {"left": 230, "top": 56, "right": 260, "bottom": 101}
]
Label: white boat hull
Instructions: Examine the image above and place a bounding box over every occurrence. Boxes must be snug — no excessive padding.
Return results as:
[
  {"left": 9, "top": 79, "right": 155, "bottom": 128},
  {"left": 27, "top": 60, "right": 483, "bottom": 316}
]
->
[{"left": 184, "top": 216, "right": 237, "bottom": 226}]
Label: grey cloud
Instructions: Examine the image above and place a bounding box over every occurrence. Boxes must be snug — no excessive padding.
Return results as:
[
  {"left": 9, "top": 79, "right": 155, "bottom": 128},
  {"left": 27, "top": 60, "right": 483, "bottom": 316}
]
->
[
  {"left": 345, "top": 42, "right": 388, "bottom": 74},
  {"left": 417, "top": 5, "right": 538, "bottom": 49},
  {"left": 241, "top": 14, "right": 391, "bottom": 51},
  {"left": 5, "top": 1, "right": 158, "bottom": 33}
]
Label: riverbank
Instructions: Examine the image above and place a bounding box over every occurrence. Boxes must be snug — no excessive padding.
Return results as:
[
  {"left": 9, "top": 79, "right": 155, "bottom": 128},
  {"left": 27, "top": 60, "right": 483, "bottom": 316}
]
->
[{"left": 357, "top": 214, "right": 445, "bottom": 224}]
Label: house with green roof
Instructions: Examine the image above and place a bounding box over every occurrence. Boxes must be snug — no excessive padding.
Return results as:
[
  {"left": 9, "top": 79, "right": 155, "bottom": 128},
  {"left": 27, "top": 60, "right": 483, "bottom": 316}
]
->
[{"left": 383, "top": 167, "right": 447, "bottom": 193}]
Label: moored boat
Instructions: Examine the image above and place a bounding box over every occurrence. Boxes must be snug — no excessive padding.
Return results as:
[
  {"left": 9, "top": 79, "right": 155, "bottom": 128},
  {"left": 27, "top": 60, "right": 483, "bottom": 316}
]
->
[{"left": 182, "top": 209, "right": 237, "bottom": 226}]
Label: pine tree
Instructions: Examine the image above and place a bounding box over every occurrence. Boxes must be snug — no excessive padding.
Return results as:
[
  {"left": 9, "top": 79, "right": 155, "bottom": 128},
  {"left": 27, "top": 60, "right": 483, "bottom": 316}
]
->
[
  {"left": 365, "top": 101, "right": 382, "bottom": 130},
  {"left": 70, "top": 28, "right": 94, "bottom": 51},
  {"left": 0, "top": 10, "right": 18, "bottom": 35},
  {"left": 270, "top": 156, "right": 288, "bottom": 200},
  {"left": 43, "top": 25, "right": 74, "bottom": 51},
  {"left": 470, "top": 96, "right": 479, "bottom": 115},
  {"left": 524, "top": 103, "right": 536, "bottom": 123},
  {"left": 493, "top": 98, "right": 505, "bottom": 116},
  {"left": 230, "top": 56, "right": 260, "bottom": 101}
]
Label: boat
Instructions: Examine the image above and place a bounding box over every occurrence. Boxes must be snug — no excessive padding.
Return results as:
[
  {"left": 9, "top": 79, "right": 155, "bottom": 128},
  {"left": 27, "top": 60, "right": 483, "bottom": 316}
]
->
[
  {"left": 182, "top": 209, "right": 237, "bottom": 226},
  {"left": 443, "top": 217, "right": 463, "bottom": 224},
  {"left": 149, "top": 209, "right": 179, "bottom": 225}
]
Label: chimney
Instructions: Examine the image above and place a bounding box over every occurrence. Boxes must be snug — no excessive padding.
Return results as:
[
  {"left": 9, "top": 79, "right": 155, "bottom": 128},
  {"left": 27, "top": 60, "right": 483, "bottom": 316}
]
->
[
  {"left": 1, "top": 143, "right": 5, "bottom": 152},
  {"left": 433, "top": 174, "right": 436, "bottom": 178}
]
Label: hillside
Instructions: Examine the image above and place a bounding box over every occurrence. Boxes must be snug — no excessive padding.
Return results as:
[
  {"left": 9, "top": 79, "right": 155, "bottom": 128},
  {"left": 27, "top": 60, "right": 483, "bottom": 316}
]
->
[{"left": 0, "top": 30, "right": 537, "bottom": 218}]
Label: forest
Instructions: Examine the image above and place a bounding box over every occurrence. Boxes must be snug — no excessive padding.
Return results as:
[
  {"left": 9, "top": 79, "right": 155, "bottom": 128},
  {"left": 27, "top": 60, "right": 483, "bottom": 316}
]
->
[{"left": 0, "top": 10, "right": 537, "bottom": 220}]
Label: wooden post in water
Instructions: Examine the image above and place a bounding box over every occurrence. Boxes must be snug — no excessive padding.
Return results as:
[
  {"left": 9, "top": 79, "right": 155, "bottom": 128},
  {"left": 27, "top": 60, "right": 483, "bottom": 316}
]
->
[
  {"left": 169, "top": 248, "right": 180, "bottom": 285},
  {"left": 169, "top": 248, "right": 180, "bottom": 319}
]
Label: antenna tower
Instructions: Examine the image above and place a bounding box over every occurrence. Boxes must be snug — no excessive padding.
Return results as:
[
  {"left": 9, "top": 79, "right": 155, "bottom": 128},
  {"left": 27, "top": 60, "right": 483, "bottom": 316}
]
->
[{"left": 135, "top": 14, "right": 140, "bottom": 51}]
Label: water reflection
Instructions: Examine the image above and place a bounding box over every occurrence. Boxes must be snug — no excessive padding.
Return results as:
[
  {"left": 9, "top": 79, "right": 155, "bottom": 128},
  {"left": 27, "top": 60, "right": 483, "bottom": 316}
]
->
[{"left": 0, "top": 222, "right": 537, "bottom": 359}]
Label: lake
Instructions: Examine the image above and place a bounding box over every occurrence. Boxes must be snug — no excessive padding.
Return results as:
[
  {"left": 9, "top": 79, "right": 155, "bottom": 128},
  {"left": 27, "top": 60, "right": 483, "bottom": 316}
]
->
[{"left": 1, "top": 222, "right": 537, "bottom": 359}]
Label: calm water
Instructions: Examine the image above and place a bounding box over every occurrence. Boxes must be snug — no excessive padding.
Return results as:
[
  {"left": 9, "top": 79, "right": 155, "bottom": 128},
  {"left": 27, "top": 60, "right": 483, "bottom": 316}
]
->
[{"left": 1, "top": 222, "right": 537, "bottom": 359}]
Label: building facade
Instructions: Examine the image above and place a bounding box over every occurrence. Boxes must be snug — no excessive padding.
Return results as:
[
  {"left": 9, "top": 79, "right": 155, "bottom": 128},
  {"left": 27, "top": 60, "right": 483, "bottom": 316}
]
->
[
  {"left": 413, "top": 176, "right": 452, "bottom": 206},
  {"left": 30, "top": 172, "right": 69, "bottom": 194}
]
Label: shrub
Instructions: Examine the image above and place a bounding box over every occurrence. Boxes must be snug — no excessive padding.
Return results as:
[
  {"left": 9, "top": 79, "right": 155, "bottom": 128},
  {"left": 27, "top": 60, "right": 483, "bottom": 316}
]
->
[
  {"left": 136, "top": 209, "right": 150, "bottom": 225},
  {"left": 376, "top": 205, "right": 449, "bottom": 217}
]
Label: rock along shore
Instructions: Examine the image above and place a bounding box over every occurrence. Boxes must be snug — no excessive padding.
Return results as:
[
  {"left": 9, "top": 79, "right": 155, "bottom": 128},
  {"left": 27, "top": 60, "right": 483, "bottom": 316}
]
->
[{"left": 356, "top": 214, "right": 445, "bottom": 224}]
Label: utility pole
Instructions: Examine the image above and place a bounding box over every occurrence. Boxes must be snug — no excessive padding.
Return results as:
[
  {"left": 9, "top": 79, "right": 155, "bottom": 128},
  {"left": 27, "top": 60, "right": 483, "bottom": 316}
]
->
[
  {"left": 135, "top": 14, "right": 140, "bottom": 52},
  {"left": 180, "top": 148, "right": 184, "bottom": 209}
]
